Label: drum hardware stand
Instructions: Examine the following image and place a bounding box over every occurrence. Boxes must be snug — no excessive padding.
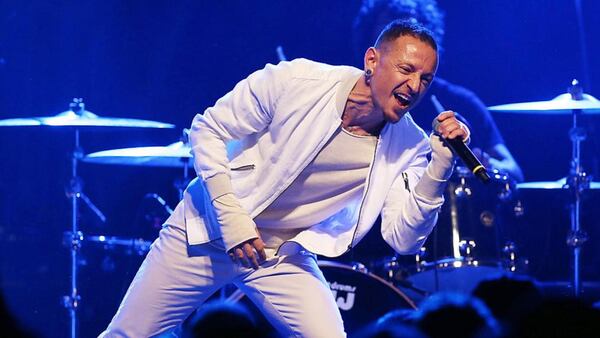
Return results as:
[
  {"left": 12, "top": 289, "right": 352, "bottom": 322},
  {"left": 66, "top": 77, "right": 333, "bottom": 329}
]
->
[
  {"left": 565, "top": 80, "right": 590, "bottom": 298},
  {"left": 173, "top": 164, "right": 190, "bottom": 201},
  {"left": 414, "top": 246, "right": 429, "bottom": 274},
  {"left": 449, "top": 180, "right": 462, "bottom": 260},
  {"left": 381, "top": 256, "right": 401, "bottom": 281},
  {"left": 351, "top": 262, "right": 368, "bottom": 273},
  {"left": 377, "top": 254, "right": 429, "bottom": 297},
  {"left": 443, "top": 169, "right": 474, "bottom": 275},
  {"left": 502, "top": 241, "right": 519, "bottom": 273},
  {"left": 174, "top": 128, "right": 192, "bottom": 200},
  {"left": 84, "top": 235, "right": 152, "bottom": 256},
  {"left": 458, "top": 239, "right": 477, "bottom": 264},
  {"left": 450, "top": 167, "right": 473, "bottom": 260},
  {"left": 61, "top": 98, "right": 107, "bottom": 338},
  {"left": 492, "top": 171, "right": 524, "bottom": 272}
]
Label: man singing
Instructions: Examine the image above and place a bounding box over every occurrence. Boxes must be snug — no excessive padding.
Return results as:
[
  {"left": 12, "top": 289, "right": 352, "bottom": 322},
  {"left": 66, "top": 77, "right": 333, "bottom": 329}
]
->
[{"left": 101, "top": 20, "right": 468, "bottom": 337}]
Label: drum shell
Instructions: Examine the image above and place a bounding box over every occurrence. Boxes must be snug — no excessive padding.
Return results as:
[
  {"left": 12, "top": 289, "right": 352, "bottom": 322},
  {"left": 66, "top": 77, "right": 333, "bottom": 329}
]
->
[
  {"left": 399, "top": 170, "right": 522, "bottom": 295},
  {"left": 227, "top": 260, "right": 416, "bottom": 335},
  {"left": 407, "top": 259, "right": 519, "bottom": 294},
  {"left": 425, "top": 169, "right": 519, "bottom": 262}
]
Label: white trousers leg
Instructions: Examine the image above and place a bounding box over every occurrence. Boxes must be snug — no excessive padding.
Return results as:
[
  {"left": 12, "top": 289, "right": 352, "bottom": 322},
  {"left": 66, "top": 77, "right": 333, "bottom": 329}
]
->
[
  {"left": 236, "top": 251, "right": 345, "bottom": 337},
  {"left": 99, "top": 223, "right": 237, "bottom": 337},
  {"left": 99, "top": 224, "right": 346, "bottom": 338}
]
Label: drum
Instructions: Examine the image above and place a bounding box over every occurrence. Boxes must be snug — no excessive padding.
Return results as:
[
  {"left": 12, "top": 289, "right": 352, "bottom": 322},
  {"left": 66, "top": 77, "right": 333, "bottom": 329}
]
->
[
  {"left": 427, "top": 167, "right": 521, "bottom": 262},
  {"left": 79, "top": 235, "right": 153, "bottom": 272},
  {"left": 84, "top": 235, "right": 152, "bottom": 255},
  {"left": 407, "top": 258, "right": 517, "bottom": 294},
  {"left": 401, "top": 168, "right": 524, "bottom": 294},
  {"left": 227, "top": 260, "right": 416, "bottom": 335}
]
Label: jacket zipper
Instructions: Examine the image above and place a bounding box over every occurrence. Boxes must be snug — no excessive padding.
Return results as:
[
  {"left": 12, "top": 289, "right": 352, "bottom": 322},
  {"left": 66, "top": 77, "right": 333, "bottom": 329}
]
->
[
  {"left": 267, "top": 124, "right": 343, "bottom": 256},
  {"left": 402, "top": 172, "right": 410, "bottom": 192},
  {"left": 231, "top": 164, "right": 255, "bottom": 171},
  {"left": 346, "top": 136, "right": 381, "bottom": 252}
]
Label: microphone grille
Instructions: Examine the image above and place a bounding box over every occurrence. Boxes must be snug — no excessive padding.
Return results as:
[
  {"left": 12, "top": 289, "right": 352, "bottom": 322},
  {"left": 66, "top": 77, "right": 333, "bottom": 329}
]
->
[{"left": 431, "top": 118, "right": 440, "bottom": 134}]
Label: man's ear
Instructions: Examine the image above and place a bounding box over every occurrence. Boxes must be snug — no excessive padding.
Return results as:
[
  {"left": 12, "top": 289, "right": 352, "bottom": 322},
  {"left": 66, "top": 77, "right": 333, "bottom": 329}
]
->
[{"left": 364, "top": 47, "right": 378, "bottom": 71}]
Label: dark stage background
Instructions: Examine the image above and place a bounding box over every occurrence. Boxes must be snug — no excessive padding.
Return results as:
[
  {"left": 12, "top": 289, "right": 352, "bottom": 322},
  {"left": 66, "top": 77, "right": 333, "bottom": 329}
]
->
[{"left": 1, "top": 1, "right": 599, "bottom": 337}]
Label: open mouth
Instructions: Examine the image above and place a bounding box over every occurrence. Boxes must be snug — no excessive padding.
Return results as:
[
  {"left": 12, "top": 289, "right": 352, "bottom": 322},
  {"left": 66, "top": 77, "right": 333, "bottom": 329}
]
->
[{"left": 393, "top": 92, "right": 412, "bottom": 106}]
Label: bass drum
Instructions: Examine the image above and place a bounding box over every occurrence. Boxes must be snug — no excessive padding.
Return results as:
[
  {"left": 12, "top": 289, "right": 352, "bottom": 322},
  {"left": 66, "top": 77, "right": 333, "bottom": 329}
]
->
[{"left": 227, "top": 260, "right": 416, "bottom": 335}]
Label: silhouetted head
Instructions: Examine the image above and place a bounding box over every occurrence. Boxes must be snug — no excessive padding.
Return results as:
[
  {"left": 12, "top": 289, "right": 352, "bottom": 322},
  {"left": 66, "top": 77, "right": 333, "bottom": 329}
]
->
[
  {"left": 355, "top": 321, "right": 426, "bottom": 338},
  {"left": 472, "top": 275, "right": 543, "bottom": 323},
  {"left": 512, "top": 298, "right": 600, "bottom": 338},
  {"left": 181, "top": 301, "right": 259, "bottom": 338},
  {"left": 414, "top": 292, "right": 500, "bottom": 338},
  {"left": 354, "top": 0, "right": 445, "bottom": 59}
]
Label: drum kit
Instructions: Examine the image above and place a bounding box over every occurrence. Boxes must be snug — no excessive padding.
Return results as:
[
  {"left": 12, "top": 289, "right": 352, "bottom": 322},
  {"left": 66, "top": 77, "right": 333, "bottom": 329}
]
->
[
  {"left": 1, "top": 98, "right": 182, "bottom": 338},
  {"left": 391, "top": 80, "right": 600, "bottom": 300},
  {"left": 1, "top": 80, "right": 599, "bottom": 336},
  {"left": 490, "top": 80, "right": 600, "bottom": 299}
]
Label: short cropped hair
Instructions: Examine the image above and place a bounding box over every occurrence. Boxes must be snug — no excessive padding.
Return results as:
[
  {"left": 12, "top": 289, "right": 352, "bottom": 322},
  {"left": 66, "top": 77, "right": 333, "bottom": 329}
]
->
[{"left": 374, "top": 19, "right": 438, "bottom": 52}]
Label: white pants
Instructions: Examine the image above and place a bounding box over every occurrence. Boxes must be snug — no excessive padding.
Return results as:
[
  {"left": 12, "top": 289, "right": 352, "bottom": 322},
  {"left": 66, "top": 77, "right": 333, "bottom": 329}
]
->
[{"left": 99, "top": 222, "right": 346, "bottom": 338}]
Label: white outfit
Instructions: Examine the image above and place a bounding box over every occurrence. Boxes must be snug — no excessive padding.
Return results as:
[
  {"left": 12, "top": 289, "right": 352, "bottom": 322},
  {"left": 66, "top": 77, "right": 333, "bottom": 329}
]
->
[
  {"left": 100, "top": 59, "right": 450, "bottom": 337},
  {"left": 185, "top": 58, "right": 443, "bottom": 257},
  {"left": 256, "top": 127, "right": 377, "bottom": 252},
  {"left": 255, "top": 127, "right": 377, "bottom": 230}
]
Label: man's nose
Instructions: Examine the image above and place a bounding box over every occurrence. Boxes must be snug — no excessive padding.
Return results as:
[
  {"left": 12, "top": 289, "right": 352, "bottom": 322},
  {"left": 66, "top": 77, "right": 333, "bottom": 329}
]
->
[{"left": 406, "top": 75, "right": 420, "bottom": 94}]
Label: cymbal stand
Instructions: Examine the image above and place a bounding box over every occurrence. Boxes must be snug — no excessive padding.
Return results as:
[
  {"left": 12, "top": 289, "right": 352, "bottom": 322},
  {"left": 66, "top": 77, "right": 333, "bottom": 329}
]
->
[
  {"left": 174, "top": 159, "right": 190, "bottom": 200},
  {"left": 565, "top": 80, "right": 590, "bottom": 298},
  {"left": 62, "top": 99, "right": 106, "bottom": 338},
  {"left": 174, "top": 129, "right": 192, "bottom": 200}
]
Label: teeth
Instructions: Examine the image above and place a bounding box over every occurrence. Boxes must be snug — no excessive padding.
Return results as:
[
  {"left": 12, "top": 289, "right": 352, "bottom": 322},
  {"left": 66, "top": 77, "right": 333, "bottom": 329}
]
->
[{"left": 394, "top": 93, "right": 411, "bottom": 105}]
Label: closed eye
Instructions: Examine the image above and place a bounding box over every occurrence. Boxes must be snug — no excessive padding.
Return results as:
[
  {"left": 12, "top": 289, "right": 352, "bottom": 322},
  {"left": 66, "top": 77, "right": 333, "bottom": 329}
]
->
[{"left": 395, "top": 64, "right": 413, "bottom": 74}]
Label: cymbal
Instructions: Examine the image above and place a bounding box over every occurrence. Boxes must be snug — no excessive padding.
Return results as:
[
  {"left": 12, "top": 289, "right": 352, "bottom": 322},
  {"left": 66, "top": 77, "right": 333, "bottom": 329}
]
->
[
  {"left": 517, "top": 177, "right": 600, "bottom": 190},
  {"left": 488, "top": 93, "right": 600, "bottom": 114},
  {"left": 0, "top": 109, "right": 175, "bottom": 128},
  {"left": 84, "top": 141, "right": 192, "bottom": 167}
]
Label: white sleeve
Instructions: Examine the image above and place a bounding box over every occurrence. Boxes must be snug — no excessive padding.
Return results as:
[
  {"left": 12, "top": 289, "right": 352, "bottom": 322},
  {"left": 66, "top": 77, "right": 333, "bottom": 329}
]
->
[
  {"left": 212, "top": 193, "right": 259, "bottom": 252},
  {"left": 380, "top": 138, "right": 449, "bottom": 254},
  {"left": 190, "top": 60, "right": 293, "bottom": 200},
  {"left": 189, "top": 61, "right": 294, "bottom": 251}
]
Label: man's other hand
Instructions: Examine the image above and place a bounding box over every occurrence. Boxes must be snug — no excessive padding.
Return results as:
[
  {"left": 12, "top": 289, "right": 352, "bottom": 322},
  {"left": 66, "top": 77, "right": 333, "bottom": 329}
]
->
[{"left": 228, "top": 237, "right": 267, "bottom": 269}]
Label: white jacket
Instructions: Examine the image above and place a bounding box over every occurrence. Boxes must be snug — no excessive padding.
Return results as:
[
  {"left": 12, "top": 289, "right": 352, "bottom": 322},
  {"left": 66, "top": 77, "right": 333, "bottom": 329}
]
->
[{"left": 184, "top": 58, "right": 443, "bottom": 257}]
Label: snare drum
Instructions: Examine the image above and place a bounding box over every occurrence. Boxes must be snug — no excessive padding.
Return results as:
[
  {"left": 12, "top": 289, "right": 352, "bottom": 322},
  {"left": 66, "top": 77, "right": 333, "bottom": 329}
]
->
[{"left": 227, "top": 260, "right": 416, "bottom": 335}]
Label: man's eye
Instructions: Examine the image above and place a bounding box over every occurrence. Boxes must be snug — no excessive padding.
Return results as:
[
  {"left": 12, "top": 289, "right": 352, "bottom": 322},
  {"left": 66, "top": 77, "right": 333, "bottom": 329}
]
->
[{"left": 396, "top": 65, "right": 411, "bottom": 74}]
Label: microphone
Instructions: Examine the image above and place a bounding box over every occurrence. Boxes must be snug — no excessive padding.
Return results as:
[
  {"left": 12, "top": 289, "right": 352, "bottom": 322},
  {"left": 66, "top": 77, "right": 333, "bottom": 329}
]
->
[{"left": 430, "top": 96, "right": 490, "bottom": 184}]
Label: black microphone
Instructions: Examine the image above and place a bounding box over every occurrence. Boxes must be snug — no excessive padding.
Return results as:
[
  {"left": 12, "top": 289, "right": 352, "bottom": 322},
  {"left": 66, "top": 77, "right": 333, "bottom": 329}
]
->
[{"left": 430, "top": 96, "right": 490, "bottom": 184}]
